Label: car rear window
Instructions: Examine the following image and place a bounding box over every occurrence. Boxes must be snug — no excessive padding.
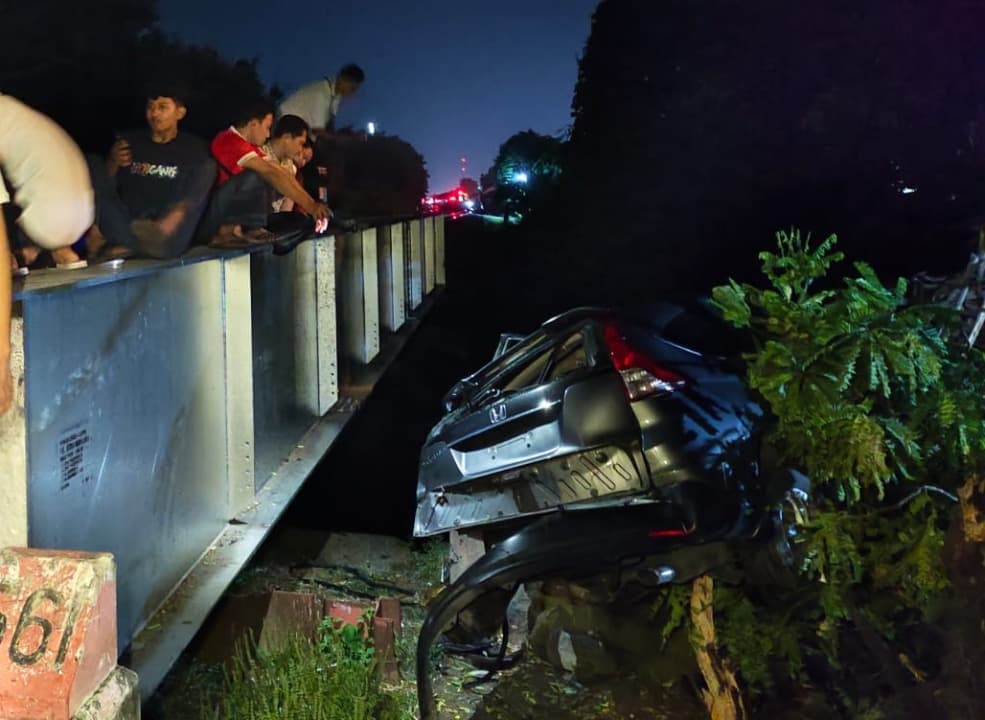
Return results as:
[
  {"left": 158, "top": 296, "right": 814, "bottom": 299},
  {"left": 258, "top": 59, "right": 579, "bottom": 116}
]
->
[{"left": 545, "top": 333, "right": 588, "bottom": 381}]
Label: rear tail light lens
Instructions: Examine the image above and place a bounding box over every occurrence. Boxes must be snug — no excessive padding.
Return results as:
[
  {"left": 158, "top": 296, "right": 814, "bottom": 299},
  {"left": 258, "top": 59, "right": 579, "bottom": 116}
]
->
[{"left": 605, "top": 323, "right": 686, "bottom": 400}]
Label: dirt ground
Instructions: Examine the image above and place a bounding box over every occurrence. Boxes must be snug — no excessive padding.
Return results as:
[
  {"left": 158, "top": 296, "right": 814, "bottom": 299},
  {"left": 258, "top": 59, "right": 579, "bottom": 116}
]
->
[{"left": 144, "top": 529, "right": 713, "bottom": 720}]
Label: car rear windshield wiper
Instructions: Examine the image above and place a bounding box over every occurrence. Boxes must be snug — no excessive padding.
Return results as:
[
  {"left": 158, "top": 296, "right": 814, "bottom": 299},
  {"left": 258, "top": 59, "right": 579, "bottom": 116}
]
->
[{"left": 466, "top": 386, "right": 500, "bottom": 410}]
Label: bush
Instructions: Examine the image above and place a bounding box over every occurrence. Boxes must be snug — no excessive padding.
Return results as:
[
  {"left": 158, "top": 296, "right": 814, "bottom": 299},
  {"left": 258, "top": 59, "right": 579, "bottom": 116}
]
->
[{"left": 689, "top": 229, "right": 985, "bottom": 711}]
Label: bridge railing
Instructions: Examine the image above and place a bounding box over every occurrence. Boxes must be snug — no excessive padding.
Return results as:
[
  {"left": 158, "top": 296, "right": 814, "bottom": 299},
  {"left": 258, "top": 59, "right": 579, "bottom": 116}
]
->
[{"left": 0, "top": 213, "right": 446, "bottom": 695}]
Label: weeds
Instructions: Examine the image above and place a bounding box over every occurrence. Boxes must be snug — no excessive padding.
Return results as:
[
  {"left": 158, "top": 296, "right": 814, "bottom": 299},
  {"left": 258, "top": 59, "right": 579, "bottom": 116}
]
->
[
  {"left": 202, "top": 616, "right": 414, "bottom": 720},
  {"left": 411, "top": 538, "right": 448, "bottom": 588}
]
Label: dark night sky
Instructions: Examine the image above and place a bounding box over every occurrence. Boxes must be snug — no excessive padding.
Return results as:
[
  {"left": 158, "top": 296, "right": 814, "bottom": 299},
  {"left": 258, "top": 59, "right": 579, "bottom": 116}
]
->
[{"left": 157, "top": 0, "right": 598, "bottom": 192}]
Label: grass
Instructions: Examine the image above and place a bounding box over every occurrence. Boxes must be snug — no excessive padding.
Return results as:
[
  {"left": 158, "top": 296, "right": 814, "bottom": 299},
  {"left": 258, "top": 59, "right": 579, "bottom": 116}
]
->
[
  {"left": 188, "top": 539, "right": 449, "bottom": 720},
  {"left": 411, "top": 538, "right": 448, "bottom": 589},
  {"left": 202, "top": 617, "right": 415, "bottom": 720}
]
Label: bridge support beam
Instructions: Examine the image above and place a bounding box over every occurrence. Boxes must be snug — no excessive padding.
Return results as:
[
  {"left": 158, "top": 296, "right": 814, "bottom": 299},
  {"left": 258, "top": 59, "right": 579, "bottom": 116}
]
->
[
  {"left": 424, "top": 216, "right": 436, "bottom": 295},
  {"left": 435, "top": 215, "right": 446, "bottom": 286},
  {"left": 222, "top": 254, "right": 255, "bottom": 516},
  {"left": 4, "top": 215, "right": 437, "bottom": 700},
  {"left": 407, "top": 219, "right": 423, "bottom": 310},
  {"left": 379, "top": 223, "right": 406, "bottom": 332},
  {"left": 295, "top": 236, "right": 339, "bottom": 416},
  {"left": 341, "top": 228, "right": 381, "bottom": 365}
]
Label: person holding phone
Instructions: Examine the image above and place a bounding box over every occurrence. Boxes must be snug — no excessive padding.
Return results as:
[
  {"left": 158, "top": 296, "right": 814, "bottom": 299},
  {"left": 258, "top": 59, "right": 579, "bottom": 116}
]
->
[{"left": 86, "top": 81, "right": 215, "bottom": 260}]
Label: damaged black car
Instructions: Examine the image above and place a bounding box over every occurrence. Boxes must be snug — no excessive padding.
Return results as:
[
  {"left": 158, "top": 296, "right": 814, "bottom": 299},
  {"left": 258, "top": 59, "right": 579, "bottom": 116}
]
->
[{"left": 413, "top": 301, "right": 809, "bottom": 719}]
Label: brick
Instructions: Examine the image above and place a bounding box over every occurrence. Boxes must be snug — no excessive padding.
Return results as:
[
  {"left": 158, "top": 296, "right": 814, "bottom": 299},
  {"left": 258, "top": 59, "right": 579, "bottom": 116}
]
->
[
  {"left": 375, "top": 597, "right": 401, "bottom": 631},
  {"left": 257, "top": 591, "right": 324, "bottom": 653},
  {"left": 324, "top": 600, "right": 372, "bottom": 632},
  {"left": 0, "top": 548, "right": 117, "bottom": 720},
  {"left": 372, "top": 616, "right": 399, "bottom": 682}
]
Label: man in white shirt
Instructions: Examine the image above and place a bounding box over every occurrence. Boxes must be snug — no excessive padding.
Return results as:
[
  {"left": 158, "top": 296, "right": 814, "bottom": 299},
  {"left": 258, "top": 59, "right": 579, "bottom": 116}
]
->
[
  {"left": 278, "top": 64, "right": 365, "bottom": 134},
  {"left": 0, "top": 95, "right": 95, "bottom": 415}
]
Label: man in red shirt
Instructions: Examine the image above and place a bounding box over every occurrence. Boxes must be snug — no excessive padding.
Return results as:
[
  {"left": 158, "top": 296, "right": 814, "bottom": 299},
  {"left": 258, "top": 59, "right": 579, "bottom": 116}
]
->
[{"left": 201, "top": 100, "right": 330, "bottom": 246}]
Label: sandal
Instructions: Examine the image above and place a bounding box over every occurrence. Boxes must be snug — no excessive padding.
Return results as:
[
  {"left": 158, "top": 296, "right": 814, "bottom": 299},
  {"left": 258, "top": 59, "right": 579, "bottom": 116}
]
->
[
  {"left": 209, "top": 227, "right": 275, "bottom": 249},
  {"left": 55, "top": 259, "right": 88, "bottom": 271}
]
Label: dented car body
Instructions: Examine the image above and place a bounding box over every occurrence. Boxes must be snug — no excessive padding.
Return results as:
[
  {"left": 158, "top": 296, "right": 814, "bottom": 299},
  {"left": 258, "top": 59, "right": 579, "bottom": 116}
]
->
[
  {"left": 415, "top": 303, "right": 764, "bottom": 539},
  {"left": 414, "top": 302, "right": 806, "bottom": 719}
]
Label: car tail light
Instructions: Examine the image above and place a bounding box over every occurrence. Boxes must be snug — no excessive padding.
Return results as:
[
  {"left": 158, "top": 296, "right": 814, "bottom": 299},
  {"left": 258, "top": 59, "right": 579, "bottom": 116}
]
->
[
  {"left": 604, "top": 323, "right": 686, "bottom": 400},
  {"left": 648, "top": 528, "right": 690, "bottom": 539}
]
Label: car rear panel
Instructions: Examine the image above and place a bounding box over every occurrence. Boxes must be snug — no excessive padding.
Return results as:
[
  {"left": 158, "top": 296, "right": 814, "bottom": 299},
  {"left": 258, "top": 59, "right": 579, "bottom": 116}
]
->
[
  {"left": 414, "top": 305, "right": 764, "bottom": 538},
  {"left": 415, "top": 372, "right": 648, "bottom": 536}
]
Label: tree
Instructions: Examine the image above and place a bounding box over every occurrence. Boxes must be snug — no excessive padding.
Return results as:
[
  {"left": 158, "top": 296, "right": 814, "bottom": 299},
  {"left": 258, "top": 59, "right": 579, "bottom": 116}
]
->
[
  {"left": 486, "top": 130, "right": 565, "bottom": 220},
  {"left": 687, "top": 229, "right": 985, "bottom": 717},
  {"left": 566, "top": 1, "right": 985, "bottom": 295},
  {"left": 0, "top": 1, "right": 276, "bottom": 151},
  {"left": 304, "top": 133, "right": 429, "bottom": 218},
  {"left": 0, "top": 0, "right": 156, "bottom": 149},
  {"left": 134, "top": 31, "right": 270, "bottom": 139}
]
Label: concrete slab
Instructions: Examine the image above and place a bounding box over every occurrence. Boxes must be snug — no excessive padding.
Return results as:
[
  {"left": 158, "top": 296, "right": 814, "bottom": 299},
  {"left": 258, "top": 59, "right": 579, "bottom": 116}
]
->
[
  {"left": 315, "top": 533, "right": 415, "bottom": 577},
  {"left": 72, "top": 666, "right": 139, "bottom": 720}
]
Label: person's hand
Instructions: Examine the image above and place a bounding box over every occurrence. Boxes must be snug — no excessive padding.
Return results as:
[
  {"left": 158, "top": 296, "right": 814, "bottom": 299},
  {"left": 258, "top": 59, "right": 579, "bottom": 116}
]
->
[
  {"left": 314, "top": 217, "right": 329, "bottom": 234},
  {"left": 311, "top": 203, "right": 333, "bottom": 222},
  {"left": 109, "top": 138, "right": 133, "bottom": 169},
  {"left": 0, "top": 356, "right": 12, "bottom": 417}
]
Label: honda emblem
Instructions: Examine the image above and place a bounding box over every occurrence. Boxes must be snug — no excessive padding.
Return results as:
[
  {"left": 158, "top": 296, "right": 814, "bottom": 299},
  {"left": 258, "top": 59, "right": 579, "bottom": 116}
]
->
[{"left": 489, "top": 402, "right": 508, "bottom": 424}]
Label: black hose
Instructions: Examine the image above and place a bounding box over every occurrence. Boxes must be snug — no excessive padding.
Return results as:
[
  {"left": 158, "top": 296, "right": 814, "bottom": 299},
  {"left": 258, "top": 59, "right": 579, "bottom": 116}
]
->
[
  {"left": 462, "top": 605, "right": 514, "bottom": 689},
  {"left": 290, "top": 563, "right": 417, "bottom": 596}
]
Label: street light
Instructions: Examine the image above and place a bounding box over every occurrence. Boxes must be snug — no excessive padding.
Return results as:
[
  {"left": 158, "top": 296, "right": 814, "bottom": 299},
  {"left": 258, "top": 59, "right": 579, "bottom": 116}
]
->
[
  {"left": 367, "top": 121, "right": 376, "bottom": 136},
  {"left": 513, "top": 171, "right": 529, "bottom": 184}
]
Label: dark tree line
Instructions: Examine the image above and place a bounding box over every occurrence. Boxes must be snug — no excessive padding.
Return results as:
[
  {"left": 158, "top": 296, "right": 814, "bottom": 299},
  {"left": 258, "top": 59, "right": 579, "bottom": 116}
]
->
[
  {"left": 562, "top": 0, "right": 985, "bottom": 297},
  {"left": 0, "top": 0, "right": 271, "bottom": 149},
  {"left": 0, "top": 0, "right": 428, "bottom": 217},
  {"left": 481, "top": 130, "right": 565, "bottom": 219},
  {"left": 0, "top": 0, "right": 157, "bottom": 150},
  {"left": 310, "top": 132, "right": 429, "bottom": 219}
]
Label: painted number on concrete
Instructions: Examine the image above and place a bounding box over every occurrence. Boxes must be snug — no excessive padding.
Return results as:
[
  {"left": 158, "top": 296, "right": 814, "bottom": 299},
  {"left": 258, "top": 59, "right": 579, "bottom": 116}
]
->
[
  {"left": 0, "top": 583, "right": 80, "bottom": 667},
  {"left": 58, "top": 424, "right": 92, "bottom": 491}
]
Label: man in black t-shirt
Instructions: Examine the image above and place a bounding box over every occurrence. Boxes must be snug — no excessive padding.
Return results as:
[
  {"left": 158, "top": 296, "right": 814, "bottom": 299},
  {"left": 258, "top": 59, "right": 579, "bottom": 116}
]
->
[{"left": 87, "top": 83, "right": 215, "bottom": 259}]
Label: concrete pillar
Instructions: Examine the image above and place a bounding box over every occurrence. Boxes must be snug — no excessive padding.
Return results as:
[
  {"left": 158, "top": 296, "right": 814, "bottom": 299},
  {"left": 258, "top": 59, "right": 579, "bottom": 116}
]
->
[
  {"left": 221, "top": 255, "right": 255, "bottom": 517},
  {"left": 424, "top": 215, "right": 436, "bottom": 294},
  {"left": 342, "top": 228, "right": 381, "bottom": 364},
  {"left": 0, "top": 311, "right": 27, "bottom": 547},
  {"left": 435, "top": 214, "right": 446, "bottom": 286},
  {"left": 0, "top": 549, "right": 119, "bottom": 720},
  {"left": 406, "top": 219, "right": 423, "bottom": 310},
  {"left": 448, "top": 530, "right": 486, "bottom": 582},
  {"left": 295, "top": 236, "right": 339, "bottom": 416},
  {"left": 379, "top": 223, "right": 406, "bottom": 332}
]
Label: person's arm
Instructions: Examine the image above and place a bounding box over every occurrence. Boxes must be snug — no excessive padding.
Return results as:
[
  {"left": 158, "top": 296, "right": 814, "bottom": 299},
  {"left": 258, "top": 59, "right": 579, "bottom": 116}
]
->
[
  {"left": 0, "top": 212, "right": 13, "bottom": 416},
  {"left": 241, "top": 156, "right": 331, "bottom": 220},
  {"left": 106, "top": 136, "right": 132, "bottom": 177}
]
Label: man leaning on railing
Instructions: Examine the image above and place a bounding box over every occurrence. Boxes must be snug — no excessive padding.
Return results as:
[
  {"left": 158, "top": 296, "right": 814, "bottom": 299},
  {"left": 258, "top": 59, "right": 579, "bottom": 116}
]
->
[{"left": 197, "top": 99, "right": 331, "bottom": 249}]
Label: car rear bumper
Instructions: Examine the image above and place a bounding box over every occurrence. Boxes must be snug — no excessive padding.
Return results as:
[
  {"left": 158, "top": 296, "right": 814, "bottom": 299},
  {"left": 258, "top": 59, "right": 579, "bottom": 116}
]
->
[{"left": 413, "top": 444, "right": 649, "bottom": 536}]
